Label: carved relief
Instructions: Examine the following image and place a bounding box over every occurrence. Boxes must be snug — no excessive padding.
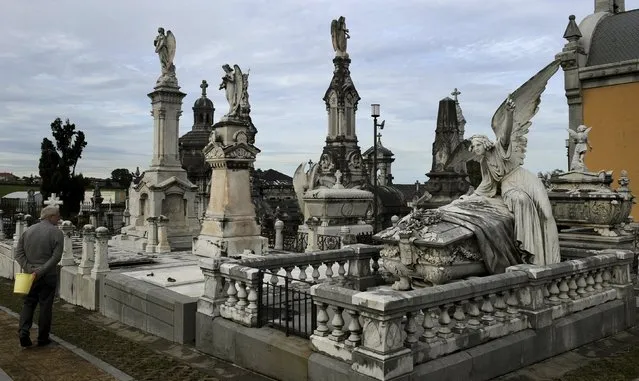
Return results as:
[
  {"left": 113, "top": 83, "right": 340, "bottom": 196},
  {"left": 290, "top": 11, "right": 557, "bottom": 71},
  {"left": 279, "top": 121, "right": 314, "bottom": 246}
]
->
[
  {"left": 233, "top": 130, "right": 248, "bottom": 144},
  {"left": 319, "top": 153, "right": 335, "bottom": 172},
  {"left": 228, "top": 147, "right": 253, "bottom": 159},
  {"left": 347, "top": 152, "right": 363, "bottom": 171}
]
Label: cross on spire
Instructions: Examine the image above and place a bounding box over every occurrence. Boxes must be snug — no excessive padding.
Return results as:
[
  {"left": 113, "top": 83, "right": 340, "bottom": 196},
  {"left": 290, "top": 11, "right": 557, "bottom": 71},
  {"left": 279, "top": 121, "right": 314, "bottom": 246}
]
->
[
  {"left": 200, "top": 80, "right": 208, "bottom": 97},
  {"left": 377, "top": 132, "right": 382, "bottom": 143},
  {"left": 44, "top": 193, "right": 63, "bottom": 208},
  {"left": 451, "top": 88, "right": 461, "bottom": 102}
]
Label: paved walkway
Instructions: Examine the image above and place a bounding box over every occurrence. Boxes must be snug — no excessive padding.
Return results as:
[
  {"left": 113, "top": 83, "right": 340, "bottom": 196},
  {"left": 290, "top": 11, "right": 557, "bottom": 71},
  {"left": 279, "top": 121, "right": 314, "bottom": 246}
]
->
[{"left": 0, "top": 308, "right": 129, "bottom": 381}]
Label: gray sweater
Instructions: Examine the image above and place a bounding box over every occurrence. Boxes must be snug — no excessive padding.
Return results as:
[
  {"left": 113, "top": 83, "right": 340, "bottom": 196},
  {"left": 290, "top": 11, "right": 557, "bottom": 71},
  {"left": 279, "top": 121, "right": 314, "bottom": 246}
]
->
[{"left": 15, "top": 220, "right": 64, "bottom": 276}]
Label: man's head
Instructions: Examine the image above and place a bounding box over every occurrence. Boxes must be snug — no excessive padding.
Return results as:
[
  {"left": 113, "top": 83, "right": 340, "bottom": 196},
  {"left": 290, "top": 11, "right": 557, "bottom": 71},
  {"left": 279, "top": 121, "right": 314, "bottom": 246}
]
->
[{"left": 40, "top": 206, "right": 60, "bottom": 225}]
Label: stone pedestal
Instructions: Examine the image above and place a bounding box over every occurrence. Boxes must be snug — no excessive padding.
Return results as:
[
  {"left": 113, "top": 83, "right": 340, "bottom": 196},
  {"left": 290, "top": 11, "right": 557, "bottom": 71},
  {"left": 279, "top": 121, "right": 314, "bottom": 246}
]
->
[
  {"left": 113, "top": 82, "right": 200, "bottom": 251},
  {"left": 193, "top": 118, "right": 268, "bottom": 257}
]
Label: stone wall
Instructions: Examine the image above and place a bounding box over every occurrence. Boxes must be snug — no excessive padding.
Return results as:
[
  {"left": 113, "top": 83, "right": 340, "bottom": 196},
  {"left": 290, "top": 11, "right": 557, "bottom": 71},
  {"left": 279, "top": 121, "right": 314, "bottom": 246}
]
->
[{"left": 102, "top": 272, "right": 197, "bottom": 344}]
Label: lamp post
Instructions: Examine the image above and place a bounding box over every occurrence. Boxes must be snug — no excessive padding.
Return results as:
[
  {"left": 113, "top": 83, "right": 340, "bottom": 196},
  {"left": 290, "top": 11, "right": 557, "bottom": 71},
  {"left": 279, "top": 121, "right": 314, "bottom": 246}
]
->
[{"left": 370, "top": 104, "right": 384, "bottom": 232}]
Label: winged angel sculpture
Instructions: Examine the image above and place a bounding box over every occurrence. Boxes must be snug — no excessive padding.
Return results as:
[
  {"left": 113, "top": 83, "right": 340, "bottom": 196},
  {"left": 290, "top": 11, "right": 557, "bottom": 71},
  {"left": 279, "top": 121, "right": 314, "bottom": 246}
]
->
[
  {"left": 154, "top": 27, "right": 177, "bottom": 85},
  {"left": 445, "top": 60, "right": 561, "bottom": 266},
  {"left": 220, "top": 64, "right": 248, "bottom": 119}
]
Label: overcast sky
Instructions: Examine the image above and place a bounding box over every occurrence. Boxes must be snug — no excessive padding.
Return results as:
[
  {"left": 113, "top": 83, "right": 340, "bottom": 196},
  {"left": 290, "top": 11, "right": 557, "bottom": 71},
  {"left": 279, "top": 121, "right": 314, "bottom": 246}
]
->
[{"left": 1, "top": 0, "right": 634, "bottom": 184}]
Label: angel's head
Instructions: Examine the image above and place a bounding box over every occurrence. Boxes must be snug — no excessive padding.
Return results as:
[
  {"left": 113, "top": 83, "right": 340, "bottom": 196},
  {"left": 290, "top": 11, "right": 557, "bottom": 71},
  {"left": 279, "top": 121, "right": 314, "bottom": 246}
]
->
[
  {"left": 157, "top": 27, "right": 165, "bottom": 35},
  {"left": 577, "top": 125, "right": 588, "bottom": 133},
  {"left": 469, "top": 135, "right": 494, "bottom": 157}
]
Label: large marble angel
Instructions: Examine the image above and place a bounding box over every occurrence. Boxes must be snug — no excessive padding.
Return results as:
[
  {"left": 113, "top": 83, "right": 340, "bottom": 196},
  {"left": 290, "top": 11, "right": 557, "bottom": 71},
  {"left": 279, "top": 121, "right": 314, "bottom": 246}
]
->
[
  {"left": 446, "top": 60, "right": 561, "bottom": 266},
  {"left": 154, "top": 27, "right": 176, "bottom": 76},
  {"left": 219, "top": 64, "right": 244, "bottom": 118},
  {"left": 331, "top": 16, "right": 349, "bottom": 57}
]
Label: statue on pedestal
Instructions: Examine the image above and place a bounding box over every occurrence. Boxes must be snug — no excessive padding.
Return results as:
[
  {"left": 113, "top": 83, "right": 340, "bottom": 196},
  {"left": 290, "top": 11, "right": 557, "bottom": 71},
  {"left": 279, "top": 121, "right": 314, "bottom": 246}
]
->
[
  {"left": 567, "top": 125, "right": 593, "bottom": 172},
  {"left": 220, "top": 64, "right": 249, "bottom": 119},
  {"left": 331, "top": 16, "right": 350, "bottom": 58},
  {"left": 154, "top": 27, "right": 177, "bottom": 86}
]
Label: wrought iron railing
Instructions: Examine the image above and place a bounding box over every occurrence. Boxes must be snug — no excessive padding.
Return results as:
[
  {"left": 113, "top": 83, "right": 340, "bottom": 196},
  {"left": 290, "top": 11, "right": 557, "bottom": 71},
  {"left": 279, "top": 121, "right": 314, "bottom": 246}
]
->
[
  {"left": 257, "top": 270, "right": 316, "bottom": 339},
  {"left": 317, "top": 234, "right": 341, "bottom": 251},
  {"left": 283, "top": 231, "right": 308, "bottom": 253}
]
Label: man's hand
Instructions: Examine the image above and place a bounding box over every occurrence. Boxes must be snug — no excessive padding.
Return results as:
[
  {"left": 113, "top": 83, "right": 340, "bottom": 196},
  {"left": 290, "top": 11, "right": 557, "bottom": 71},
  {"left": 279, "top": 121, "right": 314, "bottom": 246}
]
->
[{"left": 31, "top": 272, "right": 37, "bottom": 281}]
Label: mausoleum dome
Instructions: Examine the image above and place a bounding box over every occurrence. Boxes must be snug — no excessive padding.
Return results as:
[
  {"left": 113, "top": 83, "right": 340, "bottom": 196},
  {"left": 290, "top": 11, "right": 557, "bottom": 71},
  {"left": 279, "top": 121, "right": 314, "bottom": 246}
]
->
[
  {"left": 194, "top": 96, "right": 214, "bottom": 109},
  {"left": 584, "top": 9, "right": 639, "bottom": 66}
]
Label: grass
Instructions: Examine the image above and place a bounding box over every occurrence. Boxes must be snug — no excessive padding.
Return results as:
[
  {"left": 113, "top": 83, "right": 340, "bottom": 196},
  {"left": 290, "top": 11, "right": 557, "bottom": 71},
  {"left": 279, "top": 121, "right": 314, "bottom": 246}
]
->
[{"left": 0, "top": 278, "right": 218, "bottom": 381}]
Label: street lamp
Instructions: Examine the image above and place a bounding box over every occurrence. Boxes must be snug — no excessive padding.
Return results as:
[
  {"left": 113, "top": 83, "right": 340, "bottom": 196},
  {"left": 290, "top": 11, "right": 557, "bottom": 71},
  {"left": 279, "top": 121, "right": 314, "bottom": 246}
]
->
[{"left": 370, "top": 104, "right": 385, "bottom": 232}]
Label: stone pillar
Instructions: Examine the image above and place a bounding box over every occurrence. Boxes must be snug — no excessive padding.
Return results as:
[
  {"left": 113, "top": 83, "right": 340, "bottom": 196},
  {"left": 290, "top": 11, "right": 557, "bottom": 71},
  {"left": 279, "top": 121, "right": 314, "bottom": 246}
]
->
[
  {"left": 106, "top": 211, "right": 114, "bottom": 233},
  {"left": 12, "top": 213, "right": 25, "bottom": 242},
  {"left": 198, "top": 257, "right": 231, "bottom": 318},
  {"left": 59, "top": 220, "right": 75, "bottom": 267},
  {"left": 149, "top": 85, "right": 186, "bottom": 169},
  {"left": 78, "top": 224, "right": 95, "bottom": 275},
  {"left": 155, "top": 215, "right": 171, "bottom": 253},
  {"left": 0, "top": 209, "right": 3, "bottom": 240},
  {"left": 274, "top": 219, "right": 284, "bottom": 250},
  {"left": 145, "top": 217, "right": 158, "bottom": 253},
  {"left": 305, "top": 218, "right": 320, "bottom": 252},
  {"left": 91, "top": 227, "right": 110, "bottom": 278}
]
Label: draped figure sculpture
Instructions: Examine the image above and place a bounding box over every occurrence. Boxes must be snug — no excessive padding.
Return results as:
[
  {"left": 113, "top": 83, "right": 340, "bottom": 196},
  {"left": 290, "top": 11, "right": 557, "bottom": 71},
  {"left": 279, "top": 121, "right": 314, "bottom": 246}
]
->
[
  {"left": 219, "top": 64, "right": 247, "bottom": 119},
  {"left": 447, "top": 60, "right": 561, "bottom": 266},
  {"left": 331, "top": 16, "right": 350, "bottom": 58},
  {"left": 153, "top": 27, "right": 176, "bottom": 85}
]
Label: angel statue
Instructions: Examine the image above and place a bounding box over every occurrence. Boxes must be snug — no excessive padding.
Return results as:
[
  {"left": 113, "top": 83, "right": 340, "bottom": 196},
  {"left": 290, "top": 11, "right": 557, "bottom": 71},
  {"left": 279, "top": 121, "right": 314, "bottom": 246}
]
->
[
  {"left": 331, "top": 16, "right": 350, "bottom": 58},
  {"left": 446, "top": 60, "right": 562, "bottom": 267},
  {"left": 153, "top": 27, "right": 176, "bottom": 84},
  {"left": 219, "top": 64, "right": 245, "bottom": 118},
  {"left": 567, "top": 125, "right": 593, "bottom": 172}
]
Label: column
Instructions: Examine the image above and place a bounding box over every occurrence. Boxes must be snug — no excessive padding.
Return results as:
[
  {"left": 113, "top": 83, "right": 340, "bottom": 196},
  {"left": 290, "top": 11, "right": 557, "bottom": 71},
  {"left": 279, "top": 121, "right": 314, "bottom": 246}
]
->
[
  {"left": 78, "top": 224, "right": 95, "bottom": 275},
  {"left": 155, "top": 215, "right": 171, "bottom": 252},
  {"left": 145, "top": 217, "right": 158, "bottom": 253},
  {"left": 274, "top": 219, "right": 284, "bottom": 250},
  {"left": 91, "top": 227, "right": 110, "bottom": 278},
  {"left": 59, "top": 220, "right": 75, "bottom": 267}
]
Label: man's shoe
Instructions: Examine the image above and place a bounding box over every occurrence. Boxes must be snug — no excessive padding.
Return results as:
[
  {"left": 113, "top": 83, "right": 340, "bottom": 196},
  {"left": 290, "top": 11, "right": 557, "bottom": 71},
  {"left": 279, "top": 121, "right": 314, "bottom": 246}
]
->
[
  {"left": 19, "top": 336, "right": 33, "bottom": 348},
  {"left": 37, "top": 338, "right": 52, "bottom": 347}
]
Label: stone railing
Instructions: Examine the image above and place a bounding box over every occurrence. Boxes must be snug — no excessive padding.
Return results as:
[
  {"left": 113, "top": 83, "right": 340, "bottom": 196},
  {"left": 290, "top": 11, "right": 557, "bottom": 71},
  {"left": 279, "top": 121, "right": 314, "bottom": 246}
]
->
[
  {"left": 309, "top": 250, "right": 635, "bottom": 380},
  {"left": 198, "top": 244, "right": 383, "bottom": 327}
]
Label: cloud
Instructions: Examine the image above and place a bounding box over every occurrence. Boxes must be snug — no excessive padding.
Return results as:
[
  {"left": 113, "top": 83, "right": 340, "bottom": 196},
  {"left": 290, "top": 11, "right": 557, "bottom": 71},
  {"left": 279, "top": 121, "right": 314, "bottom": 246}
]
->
[{"left": 0, "top": 0, "right": 623, "bottom": 183}]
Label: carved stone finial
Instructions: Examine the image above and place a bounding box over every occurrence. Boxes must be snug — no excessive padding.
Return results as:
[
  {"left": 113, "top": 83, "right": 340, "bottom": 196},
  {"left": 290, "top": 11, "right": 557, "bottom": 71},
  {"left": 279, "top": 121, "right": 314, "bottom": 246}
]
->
[{"left": 563, "top": 15, "right": 582, "bottom": 42}]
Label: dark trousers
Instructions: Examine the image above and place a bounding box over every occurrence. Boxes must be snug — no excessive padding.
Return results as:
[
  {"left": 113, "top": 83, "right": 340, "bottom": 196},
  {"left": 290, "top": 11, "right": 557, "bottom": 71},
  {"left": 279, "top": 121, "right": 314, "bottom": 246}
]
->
[{"left": 18, "top": 272, "right": 57, "bottom": 341}]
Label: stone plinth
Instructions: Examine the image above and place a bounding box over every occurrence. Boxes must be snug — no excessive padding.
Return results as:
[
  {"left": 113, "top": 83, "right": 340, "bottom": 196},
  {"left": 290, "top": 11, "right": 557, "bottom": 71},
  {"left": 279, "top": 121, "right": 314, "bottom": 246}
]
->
[
  {"left": 193, "top": 118, "right": 267, "bottom": 257},
  {"left": 113, "top": 82, "right": 200, "bottom": 251}
]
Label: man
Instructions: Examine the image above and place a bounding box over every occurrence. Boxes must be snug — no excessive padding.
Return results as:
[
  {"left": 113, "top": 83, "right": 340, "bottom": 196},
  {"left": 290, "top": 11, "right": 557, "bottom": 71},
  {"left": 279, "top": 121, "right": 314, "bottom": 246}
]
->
[{"left": 14, "top": 205, "right": 64, "bottom": 347}]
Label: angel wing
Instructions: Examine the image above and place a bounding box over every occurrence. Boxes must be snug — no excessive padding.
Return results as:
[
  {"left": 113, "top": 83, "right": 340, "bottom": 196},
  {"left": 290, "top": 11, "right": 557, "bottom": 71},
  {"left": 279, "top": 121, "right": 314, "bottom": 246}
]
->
[
  {"left": 330, "top": 19, "right": 339, "bottom": 51},
  {"left": 491, "top": 60, "right": 560, "bottom": 166},
  {"left": 233, "top": 64, "right": 243, "bottom": 109},
  {"left": 567, "top": 129, "right": 578, "bottom": 139},
  {"left": 444, "top": 139, "right": 475, "bottom": 170},
  {"left": 166, "top": 31, "right": 176, "bottom": 66}
]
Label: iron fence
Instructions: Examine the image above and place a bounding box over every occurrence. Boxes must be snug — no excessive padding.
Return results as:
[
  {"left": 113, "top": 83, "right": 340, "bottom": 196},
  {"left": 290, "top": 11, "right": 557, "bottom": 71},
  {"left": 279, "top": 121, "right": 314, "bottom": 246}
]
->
[
  {"left": 257, "top": 270, "right": 316, "bottom": 338},
  {"left": 282, "top": 231, "right": 308, "bottom": 253},
  {"left": 317, "top": 234, "right": 341, "bottom": 251}
]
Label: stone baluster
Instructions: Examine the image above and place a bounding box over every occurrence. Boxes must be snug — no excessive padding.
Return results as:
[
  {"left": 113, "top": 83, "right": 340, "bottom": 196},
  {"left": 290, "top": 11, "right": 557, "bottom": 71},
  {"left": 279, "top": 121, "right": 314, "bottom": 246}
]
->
[
  {"left": 329, "top": 306, "right": 346, "bottom": 341},
  {"left": 314, "top": 302, "right": 330, "bottom": 337},
  {"left": 585, "top": 271, "right": 596, "bottom": 293},
  {"left": 225, "top": 279, "right": 238, "bottom": 307},
  {"left": 493, "top": 292, "right": 507, "bottom": 322},
  {"left": 506, "top": 290, "right": 520, "bottom": 319},
  {"left": 298, "top": 264, "right": 308, "bottom": 282},
  {"left": 145, "top": 216, "right": 158, "bottom": 253},
  {"left": 91, "top": 227, "right": 110, "bottom": 278},
  {"left": 558, "top": 278, "right": 570, "bottom": 300},
  {"left": 576, "top": 274, "right": 588, "bottom": 296},
  {"left": 345, "top": 310, "right": 362, "bottom": 347},
  {"left": 466, "top": 298, "right": 482, "bottom": 328},
  {"left": 594, "top": 269, "right": 604, "bottom": 290},
  {"left": 437, "top": 304, "right": 453, "bottom": 338},
  {"left": 420, "top": 308, "right": 437, "bottom": 343},
  {"left": 236, "top": 281, "right": 248, "bottom": 310},
  {"left": 452, "top": 302, "right": 467, "bottom": 333},
  {"left": 480, "top": 295, "right": 496, "bottom": 325},
  {"left": 324, "top": 261, "right": 334, "bottom": 282},
  {"left": 155, "top": 215, "right": 171, "bottom": 253},
  {"left": 404, "top": 311, "right": 419, "bottom": 347},
  {"left": 274, "top": 219, "right": 284, "bottom": 250},
  {"left": 602, "top": 268, "right": 611, "bottom": 288},
  {"left": 568, "top": 275, "right": 579, "bottom": 299},
  {"left": 311, "top": 264, "right": 321, "bottom": 283},
  {"left": 60, "top": 220, "right": 75, "bottom": 267},
  {"left": 0, "top": 209, "right": 4, "bottom": 239},
  {"left": 284, "top": 266, "right": 294, "bottom": 280},
  {"left": 548, "top": 280, "right": 560, "bottom": 303},
  {"left": 78, "top": 224, "right": 96, "bottom": 275},
  {"left": 337, "top": 260, "right": 347, "bottom": 284},
  {"left": 246, "top": 282, "right": 259, "bottom": 315},
  {"left": 269, "top": 269, "right": 279, "bottom": 286}
]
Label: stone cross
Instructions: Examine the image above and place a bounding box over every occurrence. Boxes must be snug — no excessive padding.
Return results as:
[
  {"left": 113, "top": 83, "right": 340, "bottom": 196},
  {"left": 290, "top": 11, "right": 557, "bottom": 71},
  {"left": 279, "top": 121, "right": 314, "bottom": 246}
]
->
[
  {"left": 201, "top": 80, "right": 208, "bottom": 97},
  {"left": 44, "top": 193, "right": 63, "bottom": 207},
  {"left": 451, "top": 88, "right": 461, "bottom": 102},
  {"left": 377, "top": 132, "right": 382, "bottom": 142}
]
